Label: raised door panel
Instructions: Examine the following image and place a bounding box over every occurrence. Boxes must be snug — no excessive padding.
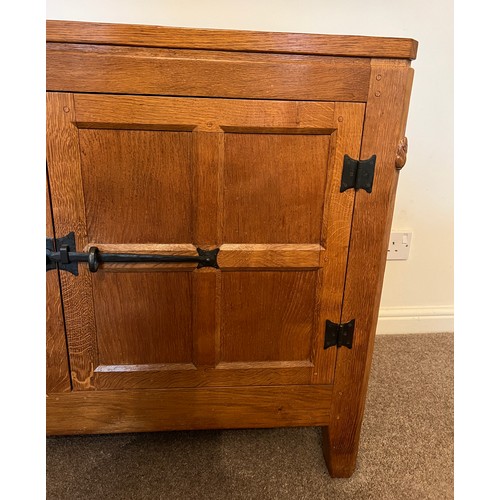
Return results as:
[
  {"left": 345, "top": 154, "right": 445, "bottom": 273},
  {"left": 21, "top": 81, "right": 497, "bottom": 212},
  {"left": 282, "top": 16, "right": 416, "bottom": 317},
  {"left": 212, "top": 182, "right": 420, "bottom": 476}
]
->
[
  {"left": 223, "top": 133, "right": 330, "bottom": 244},
  {"left": 46, "top": 92, "right": 364, "bottom": 390},
  {"left": 92, "top": 273, "right": 193, "bottom": 366},
  {"left": 220, "top": 271, "right": 317, "bottom": 363},
  {"left": 79, "top": 129, "right": 193, "bottom": 244}
]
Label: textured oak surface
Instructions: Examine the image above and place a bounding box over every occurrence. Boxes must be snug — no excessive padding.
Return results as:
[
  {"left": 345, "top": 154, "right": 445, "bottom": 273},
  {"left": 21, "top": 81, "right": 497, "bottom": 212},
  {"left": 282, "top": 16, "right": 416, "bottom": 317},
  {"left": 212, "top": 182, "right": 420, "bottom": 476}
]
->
[
  {"left": 47, "top": 93, "right": 99, "bottom": 391},
  {"left": 46, "top": 386, "right": 333, "bottom": 434},
  {"left": 220, "top": 271, "right": 317, "bottom": 362},
  {"left": 46, "top": 176, "right": 71, "bottom": 393},
  {"left": 47, "top": 43, "right": 371, "bottom": 102},
  {"left": 46, "top": 334, "right": 453, "bottom": 500},
  {"left": 92, "top": 272, "right": 193, "bottom": 365},
  {"left": 223, "top": 133, "right": 330, "bottom": 244},
  {"left": 46, "top": 22, "right": 417, "bottom": 478},
  {"left": 79, "top": 129, "right": 193, "bottom": 244},
  {"left": 46, "top": 20, "right": 418, "bottom": 59},
  {"left": 47, "top": 93, "right": 362, "bottom": 393},
  {"left": 322, "top": 61, "right": 415, "bottom": 477}
]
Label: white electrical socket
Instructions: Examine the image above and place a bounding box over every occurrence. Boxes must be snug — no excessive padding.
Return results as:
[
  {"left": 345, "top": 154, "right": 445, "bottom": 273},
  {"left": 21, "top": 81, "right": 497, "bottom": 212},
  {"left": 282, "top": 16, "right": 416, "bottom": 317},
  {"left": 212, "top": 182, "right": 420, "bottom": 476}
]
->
[{"left": 387, "top": 231, "right": 412, "bottom": 260}]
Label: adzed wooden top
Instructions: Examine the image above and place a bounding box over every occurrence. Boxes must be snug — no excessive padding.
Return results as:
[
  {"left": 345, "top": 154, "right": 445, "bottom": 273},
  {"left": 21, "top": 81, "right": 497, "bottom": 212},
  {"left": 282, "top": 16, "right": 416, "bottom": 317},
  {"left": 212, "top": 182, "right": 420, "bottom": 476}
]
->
[{"left": 46, "top": 20, "right": 418, "bottom": 60}]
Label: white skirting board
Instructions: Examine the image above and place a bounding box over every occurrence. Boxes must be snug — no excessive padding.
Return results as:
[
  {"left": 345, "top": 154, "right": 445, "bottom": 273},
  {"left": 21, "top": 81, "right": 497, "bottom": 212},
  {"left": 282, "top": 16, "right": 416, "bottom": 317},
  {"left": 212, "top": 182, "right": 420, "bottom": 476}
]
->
[{"left": 376, "top": 306, "right": 454, "bottom": 334}]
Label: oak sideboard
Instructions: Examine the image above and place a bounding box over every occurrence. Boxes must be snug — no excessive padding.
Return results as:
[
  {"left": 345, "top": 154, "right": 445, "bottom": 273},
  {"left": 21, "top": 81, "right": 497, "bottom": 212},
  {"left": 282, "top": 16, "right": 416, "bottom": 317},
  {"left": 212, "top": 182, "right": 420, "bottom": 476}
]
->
[{"left": 46, "top": 20, "right": 417, "bottom": 477}]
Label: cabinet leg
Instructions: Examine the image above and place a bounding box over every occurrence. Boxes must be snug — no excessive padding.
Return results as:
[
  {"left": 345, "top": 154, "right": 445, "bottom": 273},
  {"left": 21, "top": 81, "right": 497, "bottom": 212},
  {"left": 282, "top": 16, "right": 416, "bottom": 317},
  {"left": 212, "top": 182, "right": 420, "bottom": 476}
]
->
[{"left": 321, "top": 425, "right": 358, "bottom": 478}]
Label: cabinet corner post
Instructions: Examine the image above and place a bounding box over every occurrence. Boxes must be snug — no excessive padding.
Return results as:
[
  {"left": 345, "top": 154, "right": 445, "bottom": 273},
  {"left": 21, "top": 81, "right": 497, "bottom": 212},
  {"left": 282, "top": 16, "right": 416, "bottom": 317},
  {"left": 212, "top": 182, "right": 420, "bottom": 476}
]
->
[{"left": 322, "top": 59, "right": 415, "bottom": 478}]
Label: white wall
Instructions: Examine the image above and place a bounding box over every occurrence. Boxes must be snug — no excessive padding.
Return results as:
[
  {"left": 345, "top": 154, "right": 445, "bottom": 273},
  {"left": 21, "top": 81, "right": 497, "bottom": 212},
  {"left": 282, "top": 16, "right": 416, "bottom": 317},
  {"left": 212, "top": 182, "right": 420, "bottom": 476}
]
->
[{"left": 46, "top": 0, "right": 454, "bottom": 334}]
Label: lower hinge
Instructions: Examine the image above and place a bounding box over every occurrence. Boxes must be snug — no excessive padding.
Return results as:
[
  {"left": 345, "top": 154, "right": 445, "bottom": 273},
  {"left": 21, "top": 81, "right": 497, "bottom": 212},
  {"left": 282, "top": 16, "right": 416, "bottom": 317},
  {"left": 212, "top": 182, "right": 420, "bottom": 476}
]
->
[{"left": 324, "top": 319, "right": 355, "bottom": 349}]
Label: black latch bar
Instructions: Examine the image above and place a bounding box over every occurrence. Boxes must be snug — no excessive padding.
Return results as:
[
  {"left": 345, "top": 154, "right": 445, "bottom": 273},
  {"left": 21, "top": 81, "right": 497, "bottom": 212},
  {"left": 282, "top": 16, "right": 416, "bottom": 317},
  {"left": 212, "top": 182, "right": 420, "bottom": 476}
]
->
[
  {"left": 324, "top": 319, "right": 355, "bottom": 349},
  {"left": 46, "top": 232, "right": 219, "bottom": 275},
  {"left": 340, "top": 155, "right": 376, "bottom": 193}
]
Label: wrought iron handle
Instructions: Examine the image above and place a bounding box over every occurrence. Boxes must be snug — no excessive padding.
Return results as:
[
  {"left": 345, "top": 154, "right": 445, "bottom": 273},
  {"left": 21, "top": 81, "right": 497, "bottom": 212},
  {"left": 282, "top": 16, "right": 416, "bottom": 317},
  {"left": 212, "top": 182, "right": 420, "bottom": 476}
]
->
[{"left": 46, "top": 233, "right": 219, "bottom": 275}]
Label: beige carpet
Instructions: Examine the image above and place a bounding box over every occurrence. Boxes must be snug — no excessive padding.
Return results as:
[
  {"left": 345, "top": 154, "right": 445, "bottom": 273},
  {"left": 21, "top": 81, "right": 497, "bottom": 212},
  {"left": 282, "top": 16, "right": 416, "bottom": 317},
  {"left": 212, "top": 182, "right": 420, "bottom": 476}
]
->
[{"left": 46, "top": 333, "right": 453, "bottom": 499}]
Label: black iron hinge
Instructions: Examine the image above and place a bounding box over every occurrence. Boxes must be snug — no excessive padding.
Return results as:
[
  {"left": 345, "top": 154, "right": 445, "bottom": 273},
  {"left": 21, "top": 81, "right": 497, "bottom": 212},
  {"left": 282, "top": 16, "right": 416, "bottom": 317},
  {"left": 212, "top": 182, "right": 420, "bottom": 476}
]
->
[
  {"left": 340, "top": 155, "right": 376, "bottom": 193},
  {"left": 324, "top": 319, "right": 355, "bottom": 349}
]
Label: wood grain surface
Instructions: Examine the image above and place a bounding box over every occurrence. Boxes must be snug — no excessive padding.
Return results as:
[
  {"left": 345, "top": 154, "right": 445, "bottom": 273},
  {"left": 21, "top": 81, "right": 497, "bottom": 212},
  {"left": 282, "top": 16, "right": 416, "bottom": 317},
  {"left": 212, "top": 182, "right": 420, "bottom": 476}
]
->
[
  {"left": 46, "top": 175, "right": 71, "bottom": 393},
  {"left": 311, "top": 102, "right": 365, "bottom": 385},
  {"left": 72, "top": 94, "right": 338, "bottom": 130},
  {"left": 46, "top": 91, "right": 361, "bottom": 392},
  {"left": 322, "top": 60, "right": 415, "bottom": 477},
  {"left": 46, "top": 25, "right": 417, "bottom": 479},
  {"left": 220, "top": 271, "right": 317, "bottom": 362},
  {"left": 218, "top": 244, "right": 323, "bottom": 269},
  {"left": 46, "top": 21, "right": 418, "bottom": 59},
  {"left": 47, "top": 43, "right": 371, "bottom": 102},
  {"left": 223, "top": 133, "right": 330, "bottom": 244},
  {"left": 193, "top": 131, "right": 223, "bottom": 247},
  {"left": 46, "top": 93, "right": 98, "bottom": 391},
  {"left": 92, "top": 272, "right": 193, "bottom": 365},
  {"left": 79, "top": 129, "right": 193, "bottom": 244},
  {"left": 94, "top": 366, "right": 312, "bottom": 391},
  {"left": 46, "top": 385, "right": 333, "bottom": 435}
]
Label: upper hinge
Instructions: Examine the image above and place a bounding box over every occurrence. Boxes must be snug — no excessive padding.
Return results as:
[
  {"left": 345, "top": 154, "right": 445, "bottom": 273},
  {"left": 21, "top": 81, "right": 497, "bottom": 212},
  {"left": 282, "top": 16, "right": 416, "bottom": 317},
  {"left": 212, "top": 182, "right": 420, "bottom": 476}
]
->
[
  {"left": 340, "top": 154, "right": 376, "bottom": 193},
  {"left": 324, "top": 319, "right": 355, "bottom": 350}
]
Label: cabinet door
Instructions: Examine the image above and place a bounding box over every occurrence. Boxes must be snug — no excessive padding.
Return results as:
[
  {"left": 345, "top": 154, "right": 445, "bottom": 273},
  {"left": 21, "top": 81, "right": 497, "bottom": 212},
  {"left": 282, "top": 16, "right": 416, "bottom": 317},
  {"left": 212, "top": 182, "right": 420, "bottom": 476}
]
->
[{"left": 46, "top": 92, "right": 364, "bottom": 391}]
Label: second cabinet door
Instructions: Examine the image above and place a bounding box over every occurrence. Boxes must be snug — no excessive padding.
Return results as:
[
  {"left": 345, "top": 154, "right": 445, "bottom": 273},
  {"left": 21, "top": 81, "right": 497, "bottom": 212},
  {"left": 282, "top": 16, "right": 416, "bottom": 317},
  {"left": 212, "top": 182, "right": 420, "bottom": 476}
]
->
[{"left": 46, "top": 92, "right": 365, "bottom": 391}]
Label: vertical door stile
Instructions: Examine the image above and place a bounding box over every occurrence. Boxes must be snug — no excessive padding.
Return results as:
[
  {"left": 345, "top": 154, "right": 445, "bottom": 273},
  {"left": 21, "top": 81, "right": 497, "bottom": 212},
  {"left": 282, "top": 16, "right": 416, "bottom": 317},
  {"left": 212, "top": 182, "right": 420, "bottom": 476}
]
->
[
  {"left": 46, "top": 92, "right": 98, "bottom": 391},
  {"left": 46, "top": 168, "right": 72, "bottom": 393},
  {"left": 323, "top": 62, "right": 414, "bottom": 477},
  {"left": 311, "top": 102, "right": 365, "bottom": 385},
  {"left": 192, "top": 128, "right": 224, "bottom": 368}
]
